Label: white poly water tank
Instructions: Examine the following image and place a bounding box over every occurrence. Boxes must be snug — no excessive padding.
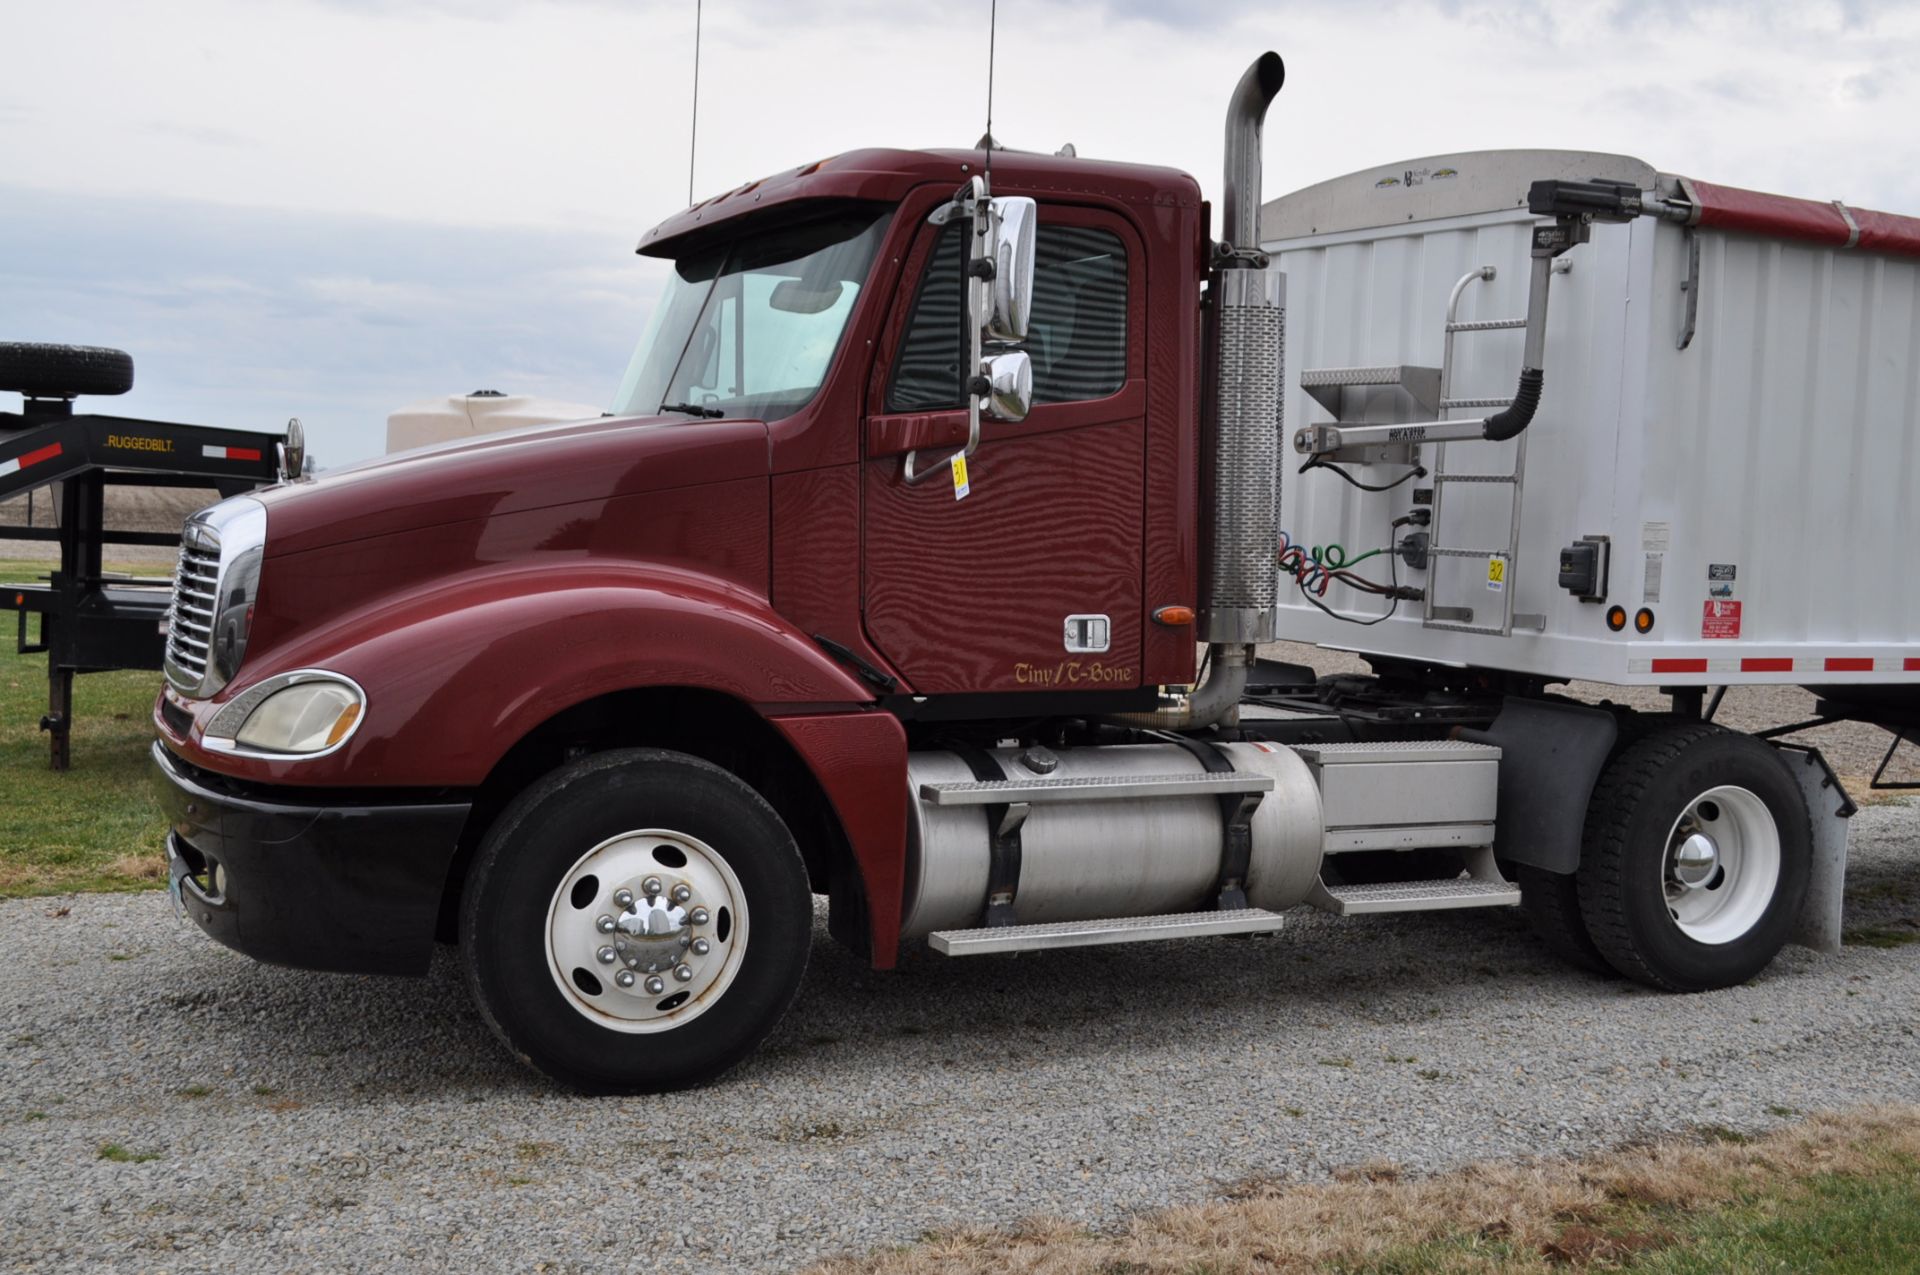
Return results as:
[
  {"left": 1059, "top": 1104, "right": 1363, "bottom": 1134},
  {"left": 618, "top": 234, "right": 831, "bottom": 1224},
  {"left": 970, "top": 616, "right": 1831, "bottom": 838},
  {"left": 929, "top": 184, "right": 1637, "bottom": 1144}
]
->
[{"left": 385, "top": 390, "right": 601, "bottom": 454}]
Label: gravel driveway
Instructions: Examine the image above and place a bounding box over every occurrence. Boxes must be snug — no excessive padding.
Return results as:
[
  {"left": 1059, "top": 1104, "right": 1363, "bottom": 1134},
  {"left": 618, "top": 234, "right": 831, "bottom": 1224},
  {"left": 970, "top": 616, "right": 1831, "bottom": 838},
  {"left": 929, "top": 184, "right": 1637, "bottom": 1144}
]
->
[{"left": 4, "top": 800, "right": 1918, "bottom": 1273}]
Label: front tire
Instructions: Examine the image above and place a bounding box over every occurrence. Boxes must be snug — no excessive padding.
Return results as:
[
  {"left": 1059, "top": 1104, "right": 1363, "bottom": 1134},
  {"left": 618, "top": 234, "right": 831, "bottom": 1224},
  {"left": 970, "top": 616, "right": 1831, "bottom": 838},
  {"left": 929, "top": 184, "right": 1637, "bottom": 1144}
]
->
[
  {"left": 461, "top": 748, "right": 812, "bottom": 1092},
  {"left": 1577, "top": 724, "right": 1810, "bottom": 992}
]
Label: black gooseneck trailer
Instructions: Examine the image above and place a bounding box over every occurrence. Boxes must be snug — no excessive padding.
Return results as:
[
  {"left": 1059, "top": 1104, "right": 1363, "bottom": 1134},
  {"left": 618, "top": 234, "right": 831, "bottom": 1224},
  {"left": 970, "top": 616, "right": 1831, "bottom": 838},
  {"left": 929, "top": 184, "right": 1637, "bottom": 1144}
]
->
[{"left": 0, "top": 343, "right": 289, "bottom": 768}]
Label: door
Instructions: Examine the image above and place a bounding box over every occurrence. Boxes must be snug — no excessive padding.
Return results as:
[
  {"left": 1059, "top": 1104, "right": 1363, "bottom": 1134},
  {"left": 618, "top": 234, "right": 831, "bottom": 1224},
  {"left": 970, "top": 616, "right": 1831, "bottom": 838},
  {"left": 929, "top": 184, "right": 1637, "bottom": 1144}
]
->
[{"left": 861, "top": 204, "right": 1147, "bottom": 696}]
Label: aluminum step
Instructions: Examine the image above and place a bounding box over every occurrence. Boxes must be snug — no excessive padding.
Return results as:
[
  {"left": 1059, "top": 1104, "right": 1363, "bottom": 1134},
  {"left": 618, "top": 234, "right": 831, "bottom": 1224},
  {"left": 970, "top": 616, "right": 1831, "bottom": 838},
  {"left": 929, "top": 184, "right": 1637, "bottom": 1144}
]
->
[
  {"left": 919, "top": 772, "right": 1271, "bottom": 807},
  {"left": 1300, "top": 364, "right": 1441, "bottom": 416},
  {"left": 929, "top": 908, "right": 1286, "bottom": 956},
  {"left": 1310, "top": 877, "right": 1520, "bottom": 916}
]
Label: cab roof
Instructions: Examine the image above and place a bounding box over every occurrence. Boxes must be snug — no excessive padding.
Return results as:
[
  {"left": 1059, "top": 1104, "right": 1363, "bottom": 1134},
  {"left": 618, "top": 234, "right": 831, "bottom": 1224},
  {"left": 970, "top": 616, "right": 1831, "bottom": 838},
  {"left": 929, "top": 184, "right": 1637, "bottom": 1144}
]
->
[{"left": 639, "top": 146, "right": 1202, "bottom": 259}]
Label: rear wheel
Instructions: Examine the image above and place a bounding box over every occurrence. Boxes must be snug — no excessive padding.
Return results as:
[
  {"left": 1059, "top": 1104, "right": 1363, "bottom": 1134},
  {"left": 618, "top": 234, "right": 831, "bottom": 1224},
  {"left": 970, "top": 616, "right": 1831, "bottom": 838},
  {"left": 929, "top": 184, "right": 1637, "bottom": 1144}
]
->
[
  {"left": 1514, "top": 710, "right": 1676, "bottom": 977},
  {"left": 461, "top": 748, "right": 812, "bottom": 1092},
  {"left": 1577, "top": 724, "right": 1809, "bottom": 991}
]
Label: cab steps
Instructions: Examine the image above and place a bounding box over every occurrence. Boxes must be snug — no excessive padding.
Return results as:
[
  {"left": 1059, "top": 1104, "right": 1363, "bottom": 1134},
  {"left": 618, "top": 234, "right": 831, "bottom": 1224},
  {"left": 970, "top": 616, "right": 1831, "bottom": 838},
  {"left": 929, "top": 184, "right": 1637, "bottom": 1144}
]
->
[
  {"left": 1309, "top": 877, "right": 1520, "bottom": 915},
  {"left": 929, "top": 908, "right": 1286, "bottom": 956}
]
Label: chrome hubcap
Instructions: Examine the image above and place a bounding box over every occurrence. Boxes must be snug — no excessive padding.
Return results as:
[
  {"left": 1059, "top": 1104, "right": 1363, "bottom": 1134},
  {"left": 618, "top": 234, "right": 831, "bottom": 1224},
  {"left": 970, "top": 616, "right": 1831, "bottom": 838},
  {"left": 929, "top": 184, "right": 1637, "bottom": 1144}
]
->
[
  {"left": 544, "top": 829, "right": 747, "bottom": 1034},
  {"left": 1661, "top": 785, "right": 1780, "bottom": 945}
]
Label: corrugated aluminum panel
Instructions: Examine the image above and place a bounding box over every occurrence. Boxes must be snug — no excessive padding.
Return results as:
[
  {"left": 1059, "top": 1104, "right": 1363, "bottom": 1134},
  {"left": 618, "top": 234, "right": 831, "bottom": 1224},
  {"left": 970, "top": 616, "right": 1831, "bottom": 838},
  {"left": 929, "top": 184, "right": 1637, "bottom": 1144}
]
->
[{"left": 1264, "top": 154, "right": 1920, "bottom": 687}]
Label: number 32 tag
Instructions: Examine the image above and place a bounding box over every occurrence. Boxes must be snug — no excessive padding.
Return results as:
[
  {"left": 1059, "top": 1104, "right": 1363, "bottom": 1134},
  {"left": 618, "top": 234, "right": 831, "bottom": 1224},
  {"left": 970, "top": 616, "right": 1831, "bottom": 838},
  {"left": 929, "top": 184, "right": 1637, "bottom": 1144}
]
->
[{"left": 951, "top": 452, "right": 971, "bottom": 500}]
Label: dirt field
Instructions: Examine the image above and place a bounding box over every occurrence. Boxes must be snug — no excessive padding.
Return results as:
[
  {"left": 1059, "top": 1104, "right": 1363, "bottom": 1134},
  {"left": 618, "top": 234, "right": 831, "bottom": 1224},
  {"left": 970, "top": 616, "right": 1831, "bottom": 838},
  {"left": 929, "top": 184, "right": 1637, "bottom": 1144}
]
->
[{"left": 0, "top": 483, "right": 213, "bottom": 565}]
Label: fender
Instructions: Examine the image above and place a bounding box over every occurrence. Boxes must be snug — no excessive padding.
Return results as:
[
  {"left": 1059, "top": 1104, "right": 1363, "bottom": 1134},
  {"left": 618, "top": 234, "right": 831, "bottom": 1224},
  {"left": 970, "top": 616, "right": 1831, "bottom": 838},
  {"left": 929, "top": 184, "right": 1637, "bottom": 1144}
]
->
[{"left": 173, "top": 559, "right": 877, "bottom": 788}]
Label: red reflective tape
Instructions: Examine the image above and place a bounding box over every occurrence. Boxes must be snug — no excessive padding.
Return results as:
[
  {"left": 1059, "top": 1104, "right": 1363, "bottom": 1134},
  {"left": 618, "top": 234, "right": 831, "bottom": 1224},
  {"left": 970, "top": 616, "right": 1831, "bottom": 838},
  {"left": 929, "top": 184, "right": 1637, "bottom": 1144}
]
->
[
  {"left": 1740, "top": 658, "right": 1794, "bottom": 672},
  {"left": 226, "top": 447, "right": 262, "bottom": 462},
  {"left": 18, "top": 442, "right": 63, "bottom": 468},
  {"left": 1651, "top": 658, "right": 1709, "bottom": 674},
  {"left": 1907, "top": 658, "right": 1920, "bottom": 672},
  {"left": 1825, "top": 657, "right": 1874, "bottom": 672}
]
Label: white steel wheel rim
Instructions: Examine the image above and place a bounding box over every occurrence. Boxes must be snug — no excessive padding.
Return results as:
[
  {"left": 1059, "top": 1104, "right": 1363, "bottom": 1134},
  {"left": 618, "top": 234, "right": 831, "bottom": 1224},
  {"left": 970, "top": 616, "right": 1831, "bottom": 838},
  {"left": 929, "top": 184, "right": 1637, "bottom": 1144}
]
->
[
  {"left": 1660, "top": 785, "right": 1780, "bottom": 945},
  {"left": 544, "top": 828, "right": 750, "bottom": 1034}
]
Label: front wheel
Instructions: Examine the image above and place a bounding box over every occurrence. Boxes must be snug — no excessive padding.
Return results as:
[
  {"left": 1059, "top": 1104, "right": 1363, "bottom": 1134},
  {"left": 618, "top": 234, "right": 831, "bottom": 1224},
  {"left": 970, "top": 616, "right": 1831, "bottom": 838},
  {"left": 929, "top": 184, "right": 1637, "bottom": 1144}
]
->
[
  {"left": 1577, "top": 724, "right": 1810, "bottom": 992},
  {"left": 461, "top": 748, "right": 813, "bottom": 1092}
]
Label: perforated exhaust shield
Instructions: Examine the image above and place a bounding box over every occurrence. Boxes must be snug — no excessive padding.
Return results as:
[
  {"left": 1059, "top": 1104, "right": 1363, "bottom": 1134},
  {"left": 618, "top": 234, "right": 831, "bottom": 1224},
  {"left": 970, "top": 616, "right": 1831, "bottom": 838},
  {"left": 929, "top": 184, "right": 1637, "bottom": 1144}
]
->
[{"left": 1201, "top": 267, "right": 1286, "bottom": 644}]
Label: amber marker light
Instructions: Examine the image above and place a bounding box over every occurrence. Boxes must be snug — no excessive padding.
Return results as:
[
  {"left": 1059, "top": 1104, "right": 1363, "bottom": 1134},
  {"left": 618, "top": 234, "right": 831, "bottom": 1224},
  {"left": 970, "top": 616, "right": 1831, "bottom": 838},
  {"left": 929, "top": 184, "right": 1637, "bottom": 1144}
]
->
[
  {"left": 1606, "top": 605, "right": 1627, "bottom": 631},
  {"left": 325, "top": 702, "right": 363, "bottom": 748},
  {"left": 1153, "top": 605, "right": 1196, "bottom": 626},
  {"left": 1635, "top": 608, "right": 1656, "bottom": 634}
]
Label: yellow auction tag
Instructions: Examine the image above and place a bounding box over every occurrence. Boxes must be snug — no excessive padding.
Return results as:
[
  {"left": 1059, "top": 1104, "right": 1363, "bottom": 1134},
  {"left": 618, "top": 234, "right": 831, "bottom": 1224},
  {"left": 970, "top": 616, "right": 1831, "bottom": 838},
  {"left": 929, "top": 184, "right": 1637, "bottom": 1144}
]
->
[
  {"left": 951, "top": 452, "right": 971, "bottom": 500},
  {"left": 1487, "top": 555, "right": 1507, "bottom": 593}
]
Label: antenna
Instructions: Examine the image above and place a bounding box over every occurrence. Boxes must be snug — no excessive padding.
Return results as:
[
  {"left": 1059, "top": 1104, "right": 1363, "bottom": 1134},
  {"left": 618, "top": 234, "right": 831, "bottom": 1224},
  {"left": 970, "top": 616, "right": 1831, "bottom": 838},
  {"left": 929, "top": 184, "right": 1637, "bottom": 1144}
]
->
[
  {"left": 983, "top": 0, "right": 996, "bottom": 190},
  {"left": 688, "top": 0, "right": 703, "bottom": 206}
]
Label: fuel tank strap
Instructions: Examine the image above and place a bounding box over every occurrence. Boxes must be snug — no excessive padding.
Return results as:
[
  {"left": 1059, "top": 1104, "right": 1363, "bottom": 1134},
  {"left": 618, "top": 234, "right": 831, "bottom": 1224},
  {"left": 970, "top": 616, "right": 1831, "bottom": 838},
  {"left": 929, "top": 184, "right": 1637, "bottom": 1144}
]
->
[
  {"left": 1159, "top": 734, "right": 1266, "bottom": 911},
  {"left": 943, "top": 741, "right": 1026, "bottom": 928}
]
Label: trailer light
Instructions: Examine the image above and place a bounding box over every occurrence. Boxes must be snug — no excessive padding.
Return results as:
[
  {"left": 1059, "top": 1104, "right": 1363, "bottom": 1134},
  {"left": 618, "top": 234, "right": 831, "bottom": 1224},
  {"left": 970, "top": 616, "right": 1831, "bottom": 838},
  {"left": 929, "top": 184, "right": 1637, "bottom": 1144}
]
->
[
  {"left": 1153, "top": 605, "right": 1196, "bottom": 627},
  {"left": 1606, "top": 605, "right": 1627, "bottom": 632},
  {"left": 202, "top": 670, "right": 365, "bottom": 758},
  {"left": 1635, "top": 608, "right": 1656, "bottom": 634}
]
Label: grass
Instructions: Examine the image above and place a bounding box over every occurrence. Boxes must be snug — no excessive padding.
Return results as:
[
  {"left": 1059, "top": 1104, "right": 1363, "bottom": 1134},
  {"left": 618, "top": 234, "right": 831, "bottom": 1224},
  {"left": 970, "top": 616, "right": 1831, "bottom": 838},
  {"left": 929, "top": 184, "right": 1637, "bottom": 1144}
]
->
[
  {"left": 806, "top": 1107, "right": 1920, "bottom": 1274},
  {"left": 0, "top": 557, "right": 172, "bottom": 898},
  {"left": 97, "top": 1143, "right": 162, "bottom": 1164}
]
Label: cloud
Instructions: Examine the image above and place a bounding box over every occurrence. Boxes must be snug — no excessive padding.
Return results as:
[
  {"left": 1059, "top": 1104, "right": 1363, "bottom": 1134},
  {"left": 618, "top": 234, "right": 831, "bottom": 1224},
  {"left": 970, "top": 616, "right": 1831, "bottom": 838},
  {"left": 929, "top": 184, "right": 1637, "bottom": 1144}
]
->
[{"left": 0, "top": 183, "right": 657, "bottom": 463}]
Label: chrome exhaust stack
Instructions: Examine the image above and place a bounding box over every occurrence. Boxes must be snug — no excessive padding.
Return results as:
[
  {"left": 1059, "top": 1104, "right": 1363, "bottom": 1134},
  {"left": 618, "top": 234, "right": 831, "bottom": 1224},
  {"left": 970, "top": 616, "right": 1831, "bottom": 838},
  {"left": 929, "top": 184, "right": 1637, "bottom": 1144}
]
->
[
  {"left": 1119, "top": 52, "right": 1286, "bottom": 731},
  {"left": 1202, "top": 50, "right": 1287, "bottom": 650}
]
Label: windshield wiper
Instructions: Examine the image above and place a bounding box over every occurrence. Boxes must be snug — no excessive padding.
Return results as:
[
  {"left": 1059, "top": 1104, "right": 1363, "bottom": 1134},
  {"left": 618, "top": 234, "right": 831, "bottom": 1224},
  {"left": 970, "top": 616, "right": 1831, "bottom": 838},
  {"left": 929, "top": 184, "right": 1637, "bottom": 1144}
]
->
[{"left": 659, "top": 401, "right": 725, "bottom": 419}]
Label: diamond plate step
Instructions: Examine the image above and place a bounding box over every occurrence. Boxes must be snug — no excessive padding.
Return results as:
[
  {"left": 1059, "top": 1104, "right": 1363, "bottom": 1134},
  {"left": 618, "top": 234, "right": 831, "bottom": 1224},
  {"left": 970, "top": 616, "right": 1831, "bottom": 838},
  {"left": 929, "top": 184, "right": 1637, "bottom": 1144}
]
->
[
  {"left": 1300, "top": 364, "right": 1441, "bottom": 416},
  {"left": 929, "top": 908, "right": 1285, "bottom": 956},
  {"left": 919, "top": 772, "right": 1271, "bottom": 807},
  {"left": 1311, "top": 877, "right": 1520, "bottom": 916}
]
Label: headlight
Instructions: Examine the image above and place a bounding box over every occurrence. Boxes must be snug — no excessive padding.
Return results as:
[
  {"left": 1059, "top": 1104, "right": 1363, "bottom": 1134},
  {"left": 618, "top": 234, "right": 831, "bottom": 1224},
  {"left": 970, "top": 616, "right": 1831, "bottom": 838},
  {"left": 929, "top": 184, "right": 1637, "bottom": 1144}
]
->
[{"left": 202, "top": 671, "right": 365, "bottom": 758}]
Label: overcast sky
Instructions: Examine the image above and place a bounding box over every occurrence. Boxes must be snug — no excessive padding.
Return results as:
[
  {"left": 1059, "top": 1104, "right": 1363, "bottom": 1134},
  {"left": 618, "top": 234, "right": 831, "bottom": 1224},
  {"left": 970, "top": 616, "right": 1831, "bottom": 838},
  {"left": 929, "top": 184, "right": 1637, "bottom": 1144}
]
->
[{"left": 3, "top": 0, "right": 1915, "bottom": 463}]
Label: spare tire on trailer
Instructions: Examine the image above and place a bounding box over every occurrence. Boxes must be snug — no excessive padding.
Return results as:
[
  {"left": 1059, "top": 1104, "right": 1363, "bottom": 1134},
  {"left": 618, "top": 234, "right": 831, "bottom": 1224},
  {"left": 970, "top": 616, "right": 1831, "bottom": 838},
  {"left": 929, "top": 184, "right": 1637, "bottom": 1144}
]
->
[{"left": 0, "top": 343, "right": 135, "bottom": 398}]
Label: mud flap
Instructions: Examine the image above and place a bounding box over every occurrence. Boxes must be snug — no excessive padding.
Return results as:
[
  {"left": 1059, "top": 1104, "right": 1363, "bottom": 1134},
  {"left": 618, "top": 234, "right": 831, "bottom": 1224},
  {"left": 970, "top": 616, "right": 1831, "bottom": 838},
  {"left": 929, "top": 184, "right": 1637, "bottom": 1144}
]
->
[
  {"left": 1772, "top": 743, "right": 1854, "bottom": 954},
  {"left": 1459, "top": 696, "right": 1618, "bottom": 875}
]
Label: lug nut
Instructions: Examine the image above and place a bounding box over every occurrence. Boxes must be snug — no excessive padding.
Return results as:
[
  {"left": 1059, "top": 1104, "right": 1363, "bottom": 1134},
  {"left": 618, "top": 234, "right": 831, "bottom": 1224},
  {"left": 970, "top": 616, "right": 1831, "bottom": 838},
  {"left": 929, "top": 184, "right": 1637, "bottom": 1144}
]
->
[
  {"left": 615, "top": 970, "right": 636, "bottom": 988},
  {"left": 596, "top": 915, "right": 616, "bottom": 934},
  {"left": 641, "top": 876, "right": 664, "bottom": 898},
  {"left": 679, "top": 934, "right": 693, "bottom": 949},
  {"left": 596, "top": 946, "right": 617, "bottom": 965},
  {"left": 691, "top": 938, "right": 710, "bottom": 956},
  {"left": 613, "top": 888, "right": 635, "bottom": 908},
  {"left": 670, "top": 883, "right": 692, "bottom": 904},
  {"left": 673, "top": 964, "right": 694, "bottom": 983},
  {"left": 689, "top": 907, "right": 710, "bottom": 926},
  {"left": 644, "top": 975, "right": 666, "bottom": 995}
]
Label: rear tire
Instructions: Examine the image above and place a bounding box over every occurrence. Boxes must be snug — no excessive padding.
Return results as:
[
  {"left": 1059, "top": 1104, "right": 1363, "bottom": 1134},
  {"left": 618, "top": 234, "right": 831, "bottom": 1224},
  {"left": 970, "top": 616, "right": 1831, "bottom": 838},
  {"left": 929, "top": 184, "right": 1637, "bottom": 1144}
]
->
[
  {"left": 461, "top": 748, "right": 812, "bottom": 1092},
  {"left": 1514, "top": 710, "right": 1676, "bottom": 978},
  {"left": 1577, "top": 724, "right": 1810, "bottom": 991},
  {"left": 1515, "top": 863, "right": 1615, "bottom": 976},
  {"left": 0, "top": 342, "right": 134, "bottom": 398}
]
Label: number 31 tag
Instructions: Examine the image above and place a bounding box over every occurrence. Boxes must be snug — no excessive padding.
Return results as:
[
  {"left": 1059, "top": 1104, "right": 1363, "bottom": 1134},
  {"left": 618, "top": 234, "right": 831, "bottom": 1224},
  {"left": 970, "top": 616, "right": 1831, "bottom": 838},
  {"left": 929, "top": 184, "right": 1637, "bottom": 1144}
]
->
[{"left": 951, "top": 453, "right": 971, "bottom": 500}]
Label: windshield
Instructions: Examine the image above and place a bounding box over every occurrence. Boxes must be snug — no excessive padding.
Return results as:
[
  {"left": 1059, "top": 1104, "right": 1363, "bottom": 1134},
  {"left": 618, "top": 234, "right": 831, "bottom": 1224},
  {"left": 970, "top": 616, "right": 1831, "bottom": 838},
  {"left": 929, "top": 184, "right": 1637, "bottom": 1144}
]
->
[{"left": 611, "top": 207, "right": 891, "bottom": 422}]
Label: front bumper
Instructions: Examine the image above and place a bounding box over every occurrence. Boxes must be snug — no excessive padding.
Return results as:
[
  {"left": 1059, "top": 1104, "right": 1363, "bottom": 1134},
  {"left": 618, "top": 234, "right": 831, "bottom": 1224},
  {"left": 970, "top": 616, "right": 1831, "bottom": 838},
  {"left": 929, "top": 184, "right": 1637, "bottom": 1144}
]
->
[{"left": 152, "top": 741, "right": 472, "bottom": 976}]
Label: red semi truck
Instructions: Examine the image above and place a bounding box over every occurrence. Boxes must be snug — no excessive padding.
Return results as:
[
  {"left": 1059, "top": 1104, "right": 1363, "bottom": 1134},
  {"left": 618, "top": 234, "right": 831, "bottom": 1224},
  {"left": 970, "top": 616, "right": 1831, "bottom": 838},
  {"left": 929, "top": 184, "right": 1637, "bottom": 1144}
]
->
[{"left": 154, "top": 53, "right": 1895, "bottom": 1091}]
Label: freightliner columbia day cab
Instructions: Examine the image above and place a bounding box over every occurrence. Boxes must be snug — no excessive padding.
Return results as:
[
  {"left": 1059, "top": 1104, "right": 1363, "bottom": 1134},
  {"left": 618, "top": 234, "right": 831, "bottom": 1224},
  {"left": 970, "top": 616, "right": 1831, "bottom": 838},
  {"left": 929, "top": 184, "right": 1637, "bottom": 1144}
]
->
[{"left": 152, "top": 53, "right": 1920, "bottom": 1090}]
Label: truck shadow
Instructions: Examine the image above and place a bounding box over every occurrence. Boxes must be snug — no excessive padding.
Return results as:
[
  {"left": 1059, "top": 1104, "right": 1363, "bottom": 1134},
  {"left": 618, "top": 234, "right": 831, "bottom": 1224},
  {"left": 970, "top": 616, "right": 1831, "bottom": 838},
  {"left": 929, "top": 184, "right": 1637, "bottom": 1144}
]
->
[{"left": 129, "top": 837, "right": 1918, "bottom": 1099}]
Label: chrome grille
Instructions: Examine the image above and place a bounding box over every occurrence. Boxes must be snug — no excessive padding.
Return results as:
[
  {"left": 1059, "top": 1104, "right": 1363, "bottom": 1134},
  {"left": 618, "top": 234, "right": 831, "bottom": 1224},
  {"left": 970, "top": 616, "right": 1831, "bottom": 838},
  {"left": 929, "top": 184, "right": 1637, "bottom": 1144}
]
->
[{"left": 164, "top": 539, "right": 220, "bottom": 689}]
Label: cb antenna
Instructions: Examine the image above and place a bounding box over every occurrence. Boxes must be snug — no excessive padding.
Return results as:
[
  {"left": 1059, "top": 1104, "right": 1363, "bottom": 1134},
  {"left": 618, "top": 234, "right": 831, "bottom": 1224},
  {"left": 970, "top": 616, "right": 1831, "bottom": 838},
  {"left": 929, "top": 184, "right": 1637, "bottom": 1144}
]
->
[
  {"left": 688, "top": 0, "right": 703, "bottom": 206},
  {"left": 983, "top": 0, "right": 996, "bottom": 190}
]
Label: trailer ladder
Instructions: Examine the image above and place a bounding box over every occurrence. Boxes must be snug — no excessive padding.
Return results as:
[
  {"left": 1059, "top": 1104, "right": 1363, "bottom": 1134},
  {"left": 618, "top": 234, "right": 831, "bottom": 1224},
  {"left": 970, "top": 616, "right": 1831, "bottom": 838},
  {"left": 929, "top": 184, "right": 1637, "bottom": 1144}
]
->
[{"left": 1420, "top": 265, "right": 1552, "bottom": 638}]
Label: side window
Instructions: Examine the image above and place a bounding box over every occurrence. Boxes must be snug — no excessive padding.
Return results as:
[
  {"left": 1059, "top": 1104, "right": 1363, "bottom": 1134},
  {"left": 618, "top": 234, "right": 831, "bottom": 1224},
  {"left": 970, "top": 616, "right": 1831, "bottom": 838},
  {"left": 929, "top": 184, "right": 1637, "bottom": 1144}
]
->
[{"left": 886, "top": 220, "right": 1129, "bottom": 412}]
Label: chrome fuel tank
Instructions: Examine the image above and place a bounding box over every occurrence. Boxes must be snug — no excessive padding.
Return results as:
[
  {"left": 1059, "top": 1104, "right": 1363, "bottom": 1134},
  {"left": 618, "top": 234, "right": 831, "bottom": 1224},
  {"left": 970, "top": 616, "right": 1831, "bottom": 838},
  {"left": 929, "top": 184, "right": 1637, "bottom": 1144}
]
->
[{"left": 900, "top": 741, "right": 1323, "bottom": 938}]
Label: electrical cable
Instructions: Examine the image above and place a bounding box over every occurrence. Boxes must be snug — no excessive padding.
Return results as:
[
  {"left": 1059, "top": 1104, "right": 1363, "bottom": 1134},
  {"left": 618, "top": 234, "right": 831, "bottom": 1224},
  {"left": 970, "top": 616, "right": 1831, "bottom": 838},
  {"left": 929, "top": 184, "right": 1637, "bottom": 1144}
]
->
[{"left": 1298, "top": 457, "right": 1427, "bottom": 493}]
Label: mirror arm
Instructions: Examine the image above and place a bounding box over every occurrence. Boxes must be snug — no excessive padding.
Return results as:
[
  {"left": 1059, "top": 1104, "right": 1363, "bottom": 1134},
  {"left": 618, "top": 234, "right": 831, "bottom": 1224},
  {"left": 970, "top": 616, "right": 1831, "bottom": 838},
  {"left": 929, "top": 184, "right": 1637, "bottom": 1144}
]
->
[{"left": 904, "top": 180, "right": 994, "bottom": 486}]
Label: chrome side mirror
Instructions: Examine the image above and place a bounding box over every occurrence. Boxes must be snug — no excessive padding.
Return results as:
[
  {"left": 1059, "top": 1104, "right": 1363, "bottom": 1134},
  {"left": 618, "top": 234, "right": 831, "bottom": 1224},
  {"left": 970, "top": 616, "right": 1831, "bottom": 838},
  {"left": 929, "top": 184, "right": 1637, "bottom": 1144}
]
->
[
  {"left": 278, "top": 418, "right": 306, "bottom": 482},
  {"left": 981, "top": 351, "right": 1032, "bottom": 422},
  {"left": 986, "top": 196, "right": 1036, "bottom": 342}
]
